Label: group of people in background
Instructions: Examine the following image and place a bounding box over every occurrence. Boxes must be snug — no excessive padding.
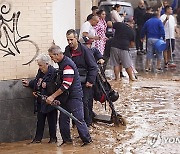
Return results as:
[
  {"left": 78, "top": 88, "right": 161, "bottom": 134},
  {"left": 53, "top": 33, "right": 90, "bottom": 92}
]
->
[
  {"left": 138, "top": 0, "right": 178, "bottom": 71},
  {"left": 21, "top": 0, "right": 179, "bottom": 147}
]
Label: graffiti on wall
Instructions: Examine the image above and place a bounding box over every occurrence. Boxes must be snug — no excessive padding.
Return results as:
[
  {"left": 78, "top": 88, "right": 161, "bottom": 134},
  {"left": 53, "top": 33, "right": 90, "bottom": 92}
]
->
[{"left": 0, "top": 2, "right": 39, "bottom": 65}]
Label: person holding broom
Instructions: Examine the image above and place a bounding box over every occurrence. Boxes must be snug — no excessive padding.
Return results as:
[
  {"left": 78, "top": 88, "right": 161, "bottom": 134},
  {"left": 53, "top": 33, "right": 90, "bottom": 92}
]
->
[{"left": 160, "top": 5, "right": 179, "bottom": 68}]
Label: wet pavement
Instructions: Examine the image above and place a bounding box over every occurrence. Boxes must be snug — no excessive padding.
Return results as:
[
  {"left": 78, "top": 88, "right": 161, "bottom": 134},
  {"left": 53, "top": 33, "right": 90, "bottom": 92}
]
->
[{"left": 0, "top": 38, "right": 180, "bottom": 154}]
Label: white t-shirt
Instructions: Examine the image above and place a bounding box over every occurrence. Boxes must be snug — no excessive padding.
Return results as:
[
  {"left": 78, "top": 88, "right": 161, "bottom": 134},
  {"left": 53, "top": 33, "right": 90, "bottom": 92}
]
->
[
  {"left": 79, "top": 21, "right": 96, "bottom": 47},
  {"left": 160, "top": 14, "right": 177, "bottom": 39}
]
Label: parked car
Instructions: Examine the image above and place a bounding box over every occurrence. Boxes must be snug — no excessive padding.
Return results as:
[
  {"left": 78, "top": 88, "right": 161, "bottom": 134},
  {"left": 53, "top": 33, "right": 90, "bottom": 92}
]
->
[
  {"left": 99, "top": 1, "right": 134, "bottom": 21},
  {"left": 99, "top": 1, "right": 134, "bottom": 38}
]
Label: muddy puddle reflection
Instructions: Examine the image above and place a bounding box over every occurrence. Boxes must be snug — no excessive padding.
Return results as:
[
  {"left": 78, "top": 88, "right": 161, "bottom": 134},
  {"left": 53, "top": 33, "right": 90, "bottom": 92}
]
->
[{"left": 0, "top": 73, "right": 180, "bottom": 154}]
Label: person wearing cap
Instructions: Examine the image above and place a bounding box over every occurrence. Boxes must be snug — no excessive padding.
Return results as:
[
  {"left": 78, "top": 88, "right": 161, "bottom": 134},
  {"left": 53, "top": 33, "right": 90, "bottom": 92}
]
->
[
  {"left": 82, "top": 36, "right": 104, "bottom": 64},
  {"left": 109, "top": 16, "right": 136, "bottom": 81},
  {"left": 64, "top": 29, "right": 98, "bottom": 127},
  {"left": 82, "top": 36, "right": 104, "bottom": 125}
]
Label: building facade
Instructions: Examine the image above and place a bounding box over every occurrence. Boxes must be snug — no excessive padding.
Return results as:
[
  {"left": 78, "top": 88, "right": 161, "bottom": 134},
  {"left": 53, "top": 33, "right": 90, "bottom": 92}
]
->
[{"left": 0, "top": 0, "right": 95, "bottom": 142}]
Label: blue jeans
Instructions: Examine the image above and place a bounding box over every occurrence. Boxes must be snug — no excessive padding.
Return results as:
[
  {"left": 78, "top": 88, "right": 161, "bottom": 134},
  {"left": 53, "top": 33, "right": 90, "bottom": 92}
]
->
[{"left": 147, "top": 38, "right": 163, "bottom": 60}]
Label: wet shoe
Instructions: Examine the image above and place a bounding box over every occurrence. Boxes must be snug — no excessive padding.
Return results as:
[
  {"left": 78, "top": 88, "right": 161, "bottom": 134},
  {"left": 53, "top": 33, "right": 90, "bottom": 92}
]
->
[
  {"left": 48, "top": 138, "right": 57, "bottom": 143},
  {"left": 81, "top": 140, "right": 93, "bottom": 147},
  {"left": 145, "top": 68, "right": 151, "bottom": 72},
  {"left": 58, "top": 140, "right": 72, "bottom": 147},
  {"left": 164, "top": 62, "right": 168, "bottom": 69},
  {"left": 30, "top": 139, "right": 41, "bottom": 144},
  {"left": 140, "top": 50, "right": 146, "bottom": 54},
  {"left": 137, "top": 51, "right": 144, "bottom": 55},
  {"left": 120, "top": 72, "right": 125, "bottom": 78},
  {"left": 156, "top": 68, "right": 163, "bottom": 73},
  {"left": 168, "top": 63, "right": 176, "bottom": 68}
]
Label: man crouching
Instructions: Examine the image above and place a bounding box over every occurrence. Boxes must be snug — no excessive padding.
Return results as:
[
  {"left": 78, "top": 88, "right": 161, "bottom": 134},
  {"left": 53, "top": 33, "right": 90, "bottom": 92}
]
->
[{"left": 47, "top": 45, "right": 92, "bottom": 146}]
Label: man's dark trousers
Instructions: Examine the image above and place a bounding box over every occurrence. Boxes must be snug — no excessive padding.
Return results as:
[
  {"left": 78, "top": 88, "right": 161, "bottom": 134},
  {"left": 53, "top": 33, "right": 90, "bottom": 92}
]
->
[
  {"left": 59, "top": 98, "right": 91, "bottom": 143},
  {"left": 135, "top": 26, "right": 143, "bottom": 51},
  {"left": 82, "top": 85, "right": 92, "bottom": 127}
]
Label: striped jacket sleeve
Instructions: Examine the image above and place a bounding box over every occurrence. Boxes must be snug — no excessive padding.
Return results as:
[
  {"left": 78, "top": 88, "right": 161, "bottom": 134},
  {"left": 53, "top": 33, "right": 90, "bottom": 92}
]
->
[{"left": 59, "top": 65, "right": 74, "bottom": 91}]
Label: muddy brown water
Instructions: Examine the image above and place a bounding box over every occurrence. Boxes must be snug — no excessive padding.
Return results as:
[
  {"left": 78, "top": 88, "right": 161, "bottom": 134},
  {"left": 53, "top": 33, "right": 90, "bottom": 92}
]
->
[
  {"left": 1, "top": 35, "right": 180, "bottom": 154},
  {"left": 0, "top": 73, "right": 180, "bottom": 154}
]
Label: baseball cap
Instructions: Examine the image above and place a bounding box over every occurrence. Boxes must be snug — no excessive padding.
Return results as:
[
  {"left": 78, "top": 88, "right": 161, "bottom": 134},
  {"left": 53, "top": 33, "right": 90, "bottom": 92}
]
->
[{"left": 82, "top": 36, "right": 93, "bottom": 44}]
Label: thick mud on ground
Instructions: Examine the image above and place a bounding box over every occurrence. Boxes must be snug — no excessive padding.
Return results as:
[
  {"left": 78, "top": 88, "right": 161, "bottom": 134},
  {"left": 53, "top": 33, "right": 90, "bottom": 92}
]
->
[
  {"left": 1, "top": 32, "right": 180, "bottom": 154},
  {"left": 0, "top": 73, "right": 179, "bottom": 154}
]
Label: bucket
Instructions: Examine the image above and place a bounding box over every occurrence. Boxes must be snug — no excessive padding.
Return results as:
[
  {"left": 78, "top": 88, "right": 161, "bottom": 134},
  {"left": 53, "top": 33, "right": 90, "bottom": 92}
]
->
[{"left": 154, "top": 39, "right": 166, "bottom": 52}]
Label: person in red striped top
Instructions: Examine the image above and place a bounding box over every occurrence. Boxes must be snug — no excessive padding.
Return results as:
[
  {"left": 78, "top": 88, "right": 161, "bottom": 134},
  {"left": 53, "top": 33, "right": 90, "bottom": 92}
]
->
[{"left": 47, "top": 45, "right": 92, "bottom": 147}]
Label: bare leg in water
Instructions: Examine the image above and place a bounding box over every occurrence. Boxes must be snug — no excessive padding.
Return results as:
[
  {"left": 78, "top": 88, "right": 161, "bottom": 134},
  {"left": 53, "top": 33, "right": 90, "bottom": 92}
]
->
[
  {"left": 114, "top": 65, "right": 134, "bottom": 81},
  {"left": 114, "top": 65, "right": 124, "bottom": 80},
  {"left": 125, "top": 67, "right": 134, "bottom": 81}
]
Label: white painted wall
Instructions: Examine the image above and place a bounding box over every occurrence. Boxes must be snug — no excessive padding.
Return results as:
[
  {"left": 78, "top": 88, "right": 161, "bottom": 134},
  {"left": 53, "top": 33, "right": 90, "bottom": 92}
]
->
[
  {"left": 53, "top": 0, "right": 75, "bottom": 51},
  {"left": 80, "top": 0, "right": 92, "bottom": 26}
]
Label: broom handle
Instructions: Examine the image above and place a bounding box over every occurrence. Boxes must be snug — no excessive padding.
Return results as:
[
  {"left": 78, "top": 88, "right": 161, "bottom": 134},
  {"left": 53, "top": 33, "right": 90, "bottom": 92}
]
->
[{"left": 168, "top": 16, "right": 174, "bottom": 62}]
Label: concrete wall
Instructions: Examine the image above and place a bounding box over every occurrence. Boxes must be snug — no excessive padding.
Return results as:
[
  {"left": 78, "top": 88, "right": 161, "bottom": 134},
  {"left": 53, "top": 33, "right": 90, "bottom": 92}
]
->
[
  {"left": 0, "top": 80, "right": 37, "bottom": 142},
  {"left": 0, "top": 0, "right": 53, "bottom": 142},
  {"left": 0, "top": 0, "right": 93, "bottom": 143},
  {"left": 53, "top": 0, "right": 75, "bottom": 50}
]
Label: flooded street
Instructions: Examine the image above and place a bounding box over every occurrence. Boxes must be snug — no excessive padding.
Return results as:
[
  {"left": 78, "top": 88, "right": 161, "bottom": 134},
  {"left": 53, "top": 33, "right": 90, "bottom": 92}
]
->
[
  {"left": 0, "top": 38, "right": 180, "bottom": 154},
  {"left": 0, "top": 73, "right": 179, "bottom": 154}
]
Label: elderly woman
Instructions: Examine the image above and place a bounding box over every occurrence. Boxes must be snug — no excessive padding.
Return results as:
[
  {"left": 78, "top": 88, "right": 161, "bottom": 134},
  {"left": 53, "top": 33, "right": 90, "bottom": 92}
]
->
[{"left": 22, "top": 54, "right": 57, "bottom": 144}]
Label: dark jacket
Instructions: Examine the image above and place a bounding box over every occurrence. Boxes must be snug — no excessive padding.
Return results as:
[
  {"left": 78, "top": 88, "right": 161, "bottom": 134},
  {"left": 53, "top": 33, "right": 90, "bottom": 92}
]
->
[
  {"left": 134, "top": 6, "right": 146, "bottom": 27},
  {"left": 57, "top": 56, "right": 83, "bottom": 99},
  {"left": 64, "top": 42, "right": 98, "bottom": 85},
  {"left": 103, "top": 38, "right": 113, "bottom": 60},
  {"left": 29, "top": 65, "right": 56, "bottom": 113},
  {"left": 90, "top": 47, "right": 103, "bottom": 62},
  {"left": 143, "top": 13, "right": 154, "bottom": 24},
  {"left": 111, "top": 22, "right": 135, "bottom": 50}
]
